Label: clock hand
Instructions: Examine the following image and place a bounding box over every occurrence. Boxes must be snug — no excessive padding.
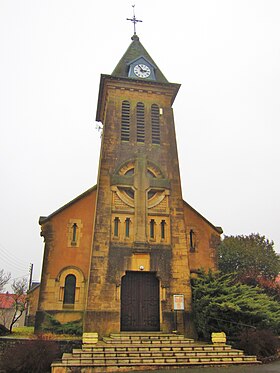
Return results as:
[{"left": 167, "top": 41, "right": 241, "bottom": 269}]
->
[{"left": 141, "top": 67, "right": 149, "bottom": 74}]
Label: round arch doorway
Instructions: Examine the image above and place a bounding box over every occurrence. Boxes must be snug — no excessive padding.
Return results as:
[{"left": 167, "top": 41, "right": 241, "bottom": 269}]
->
[{"left": 121, "top": 271, "right": 160, "bottom": 331}]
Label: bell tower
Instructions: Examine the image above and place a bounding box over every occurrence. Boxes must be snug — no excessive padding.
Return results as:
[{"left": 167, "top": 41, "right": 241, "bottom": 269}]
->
[{"left": 84, "top": 33, "right": 192, "bottom": 336}]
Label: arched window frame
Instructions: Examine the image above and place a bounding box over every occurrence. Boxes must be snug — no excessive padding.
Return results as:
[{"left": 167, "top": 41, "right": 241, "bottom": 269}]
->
[
  {"left": 67, "top": 219, "right": 83, "bottom": 248},
  {"left": 57, "top": 267, "right": 85, "bottom": 310}
]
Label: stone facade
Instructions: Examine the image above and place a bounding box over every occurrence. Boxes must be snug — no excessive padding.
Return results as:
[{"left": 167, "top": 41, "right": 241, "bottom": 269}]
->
[
  {"left": 36, "top": 187, "right": 97, "bottom": 326},
  {"left": 35, "top": 35, "right": 222, "bottom": 337}
]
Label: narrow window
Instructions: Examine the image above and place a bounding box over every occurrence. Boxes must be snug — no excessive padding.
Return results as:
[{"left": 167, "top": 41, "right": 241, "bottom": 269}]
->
[
  {"left": 121, "top": 100, "right": 130, "bottom": 141},
  {"left": 136, "top": 102, "right": 145, "bottom": 143},
  {"left": 150, "top": 219, "right": 155, "bottom": 239},
  {"left": 114, "top": 217, "right": 120, "bottom": 237},
  {"left": 160, "top": 220, "right": 166, "bottom": 239},
  {"left": 151, "top": 104, "right": 160, "bottom": 144},
  {"left": 63, "top": 274, "right": 76, "bottom": 304},
  {"left": 190, "top": 229, "right": 195, "bottom": 252},
  {"left": 72, "top": 223, "right": 78, "bottom": 244},
  {"left": 125, "top": 218, "right": 130, "bottom": 238}
]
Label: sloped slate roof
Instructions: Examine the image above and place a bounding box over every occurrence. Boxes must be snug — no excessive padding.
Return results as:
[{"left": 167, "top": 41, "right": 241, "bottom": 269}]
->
[{"left": 111, "top": 34, "right": 168, "bottom": 83}]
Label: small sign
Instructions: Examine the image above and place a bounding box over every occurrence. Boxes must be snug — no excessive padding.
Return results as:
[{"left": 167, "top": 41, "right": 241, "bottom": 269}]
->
[{"left": 173, "top": 294, "right": 184, "bottom": 310}]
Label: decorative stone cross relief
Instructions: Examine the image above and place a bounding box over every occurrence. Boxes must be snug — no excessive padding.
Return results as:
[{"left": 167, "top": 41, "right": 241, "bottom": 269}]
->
[{"left": 111, "top": 157, "right": 170, "bottom": 243}]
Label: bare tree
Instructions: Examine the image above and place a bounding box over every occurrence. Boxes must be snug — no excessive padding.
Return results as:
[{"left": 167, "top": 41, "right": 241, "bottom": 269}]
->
[
  {"left": 9, "top": 278, "right": 27, "bottom": 333},
  {"left": 0, "top": 269, "right": 11, "bottom": 292},
  {"left": 0, "top": 270, "right": 11, "bottom": 333},
  {"left": 0, "top": 307, "right": 10, "bottom": 328}
]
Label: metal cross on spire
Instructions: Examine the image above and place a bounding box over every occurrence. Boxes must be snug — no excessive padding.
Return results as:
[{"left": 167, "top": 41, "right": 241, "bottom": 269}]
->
[{"left": 126, "top": 5, "right": 142, "bottom": 35}]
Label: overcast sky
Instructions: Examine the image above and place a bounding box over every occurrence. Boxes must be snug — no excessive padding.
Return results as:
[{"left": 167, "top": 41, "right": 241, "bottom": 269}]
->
[{"left": 1, "top": 0, "right": 280, "bottom": 289}]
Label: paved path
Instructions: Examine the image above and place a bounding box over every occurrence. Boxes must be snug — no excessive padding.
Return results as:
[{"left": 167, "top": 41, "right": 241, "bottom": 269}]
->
[{"left": 133, "top": 360, "right": 280, "bottom": 373}]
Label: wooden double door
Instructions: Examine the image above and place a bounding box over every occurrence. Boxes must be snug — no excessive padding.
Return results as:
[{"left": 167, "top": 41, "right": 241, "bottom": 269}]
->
[{"left": 121, "top": 271, "right": 160, "bottom": 331}]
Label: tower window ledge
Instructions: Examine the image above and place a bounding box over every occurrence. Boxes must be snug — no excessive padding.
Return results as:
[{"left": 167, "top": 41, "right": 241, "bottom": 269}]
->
[
  {"left": 111, "top": 209, "right": 134, "bottom": 214},
  {"left": 63, "top": 304, "right": 75, "bottom": 310}
]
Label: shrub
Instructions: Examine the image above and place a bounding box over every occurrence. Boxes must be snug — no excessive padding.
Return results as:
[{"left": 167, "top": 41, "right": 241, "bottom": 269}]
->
[
  {"left": 41, "top": 312, "right": 82, "bottom": 335},
  {"left": 191, "top": 270, "right": 280, "bottom": 340},
  {"left": 236, "top": 329, "right": 279, "bottom": 360},
  {"left": 0, "top": 335, "right": 60, "bottom": 373},
  {"left": 0, "top": 323, "right": 10, "bottom": 336},
  {"left": 58, "top": 319, "right": 82, "bottom": 335}
]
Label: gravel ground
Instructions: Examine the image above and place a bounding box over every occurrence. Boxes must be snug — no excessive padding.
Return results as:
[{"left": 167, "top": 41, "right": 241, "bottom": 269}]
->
[{"left": 132, "top": 360, "right": 280, "bottom": 373}]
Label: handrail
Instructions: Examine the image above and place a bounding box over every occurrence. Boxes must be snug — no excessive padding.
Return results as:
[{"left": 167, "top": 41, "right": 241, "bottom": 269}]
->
[{"left": 209, "top": 316, "right": 257, "bottom": 330}]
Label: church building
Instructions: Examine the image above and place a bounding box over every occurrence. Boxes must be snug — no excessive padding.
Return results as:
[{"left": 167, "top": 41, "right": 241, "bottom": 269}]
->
[{"left": 35, "top": 32, "right": 222, "bottom": 337}]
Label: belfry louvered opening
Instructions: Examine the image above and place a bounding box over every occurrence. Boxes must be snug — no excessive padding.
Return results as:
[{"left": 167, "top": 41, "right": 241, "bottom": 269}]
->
[
  {"left": 151, "top": 104, "right": 160, "bottom": 144},
  {"left": 136, "top": 102, "right": 145, "bottom": 143},
  {"left": 121, "top": 100, "right": 130, "bottom": 141}
]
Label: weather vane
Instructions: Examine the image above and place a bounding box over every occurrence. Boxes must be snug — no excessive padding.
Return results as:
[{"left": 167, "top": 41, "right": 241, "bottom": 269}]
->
[{"left": 126, "top": 5, "right": 142, "bottom": 35}]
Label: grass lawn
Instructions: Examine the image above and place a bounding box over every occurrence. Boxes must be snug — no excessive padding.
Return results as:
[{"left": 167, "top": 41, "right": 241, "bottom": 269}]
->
[
  {"left": 4, "top": 326, "right": 80, "bottom": 340},
  {"left": 12, "top": 326, "right": 34, "bottom": 336}
]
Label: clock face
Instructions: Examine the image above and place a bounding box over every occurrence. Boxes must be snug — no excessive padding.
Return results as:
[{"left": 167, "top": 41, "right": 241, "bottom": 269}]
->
[{"left": 133, "top": 64, "right": 151, "bottom": 78}]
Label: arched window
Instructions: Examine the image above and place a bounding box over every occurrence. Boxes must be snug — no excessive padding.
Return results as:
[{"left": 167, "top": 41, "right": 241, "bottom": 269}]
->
[
  {"left": 190, "top": 229, "right": 196, "bottom": 252},
  {"left": 151, "top": 104, "right": 160, "bottom": 144},
  {"left": 121, "top": 100, "right": 130, "bottom": 141},
  {"left": 136, "top": 102, "right": 145, "bottom": 143},
  {"left": 71, "top": 223, "right": 78, "bottom": 244},
  {"left": 160, "top": 220, "right": 166, "bottom": 240},
  {"left": 114, "top": 217, "right": 120, "bottom": 237},
  {"left": 150, "top": 219, "right": 155, "bottom": 239},
  {"left": 63, "top": 274, "right": 76, "bottom": 304},
  {"left": 125, "top": 218, "right": 131, "bottom": 238}
]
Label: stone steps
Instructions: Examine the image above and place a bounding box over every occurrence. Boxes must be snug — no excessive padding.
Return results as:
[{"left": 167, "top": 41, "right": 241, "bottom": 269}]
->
[
  {"left": 51, "top": 332, "right": 260, "bottom": 372},
  {"left": 61, "top": 354, "right": 258, "bottom": 366},
  {"left": 103, "top": 333, "right": 192, "bottom": 344},
  {"left": 64, "top": 349, "right": 247, "bottom": 360},
  {"left": 76, "top": 345, "right": 234, "bottom": 354},
  {"left": 102, "top": 338, "right": 194, "bottom": 345}
]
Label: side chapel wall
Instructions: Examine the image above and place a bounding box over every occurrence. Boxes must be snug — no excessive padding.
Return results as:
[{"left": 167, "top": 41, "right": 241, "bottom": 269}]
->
[{"left": 36, "top": 189, "right": 96, "bottom": 326}]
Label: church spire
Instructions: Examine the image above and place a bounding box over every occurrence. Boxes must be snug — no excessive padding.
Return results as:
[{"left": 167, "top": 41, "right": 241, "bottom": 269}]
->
[
  {"left": 109, "top": 5, "right": 168, "bottom": 82},
  {"left": 111, "top": 28, "right": 168, "bottom": 83}
]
